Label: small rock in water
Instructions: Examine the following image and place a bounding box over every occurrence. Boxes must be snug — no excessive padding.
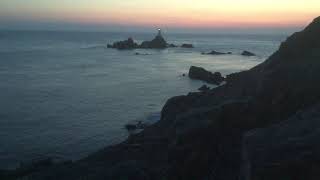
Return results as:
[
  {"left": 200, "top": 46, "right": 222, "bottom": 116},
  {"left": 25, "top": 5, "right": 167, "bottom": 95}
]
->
[
  {"left": 125, "top": 121, "right": 147, "bottom": 131},
  {"left": 189, "top": 66, "right": 225, "bottom": 85},
  {"left": 241, "top": 50, "right": 256, "bottom": 56},
  {"left": 168, "top": 43, "right": 178, "bottom": 48},
  {"left": 181, "top": 44, "right": 194, "bottom": 48},
  {"left": 135, "top": 52, "right": 151, "bottom": 55},
  {"left": 202, "top": 50, "right": 232, "bottom": 55}
]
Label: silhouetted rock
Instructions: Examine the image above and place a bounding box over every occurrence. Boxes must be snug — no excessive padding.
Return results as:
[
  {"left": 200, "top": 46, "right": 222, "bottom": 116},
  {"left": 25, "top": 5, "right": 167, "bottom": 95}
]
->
[
  {"left": 241, "top": 50, "right": 256, "bottom": 56},
  {"left": 108, "top": 30, "right": 170, "bottom": 49},
  {"left": 107, "top": 38, "right": 139, "bottom": 50},
  {"left": 202, "top": 50, "right": 232, "bottom": 55},
  {"left": 244, "top": 103, "right": 320, "bottom": 180},
  {"left": 198, "top": 85, "right": 210, "bottom": 92},
  {"left": 168, "top": 43, "right": 178, "bottom": 48},
  {"left": 135, "top": 52, "right": 151, "bottom": 55},
  {"left": 189, "top": 66, "right": 225, "bottom": 85},
  {"left": 139, "top": 34, "right": 167, "bottom": 49},
  {"left": 125, "top": 121, "right": 147, "bottom": 131},
  {"left": 181, "top": 44, "right": 194, "bottom": 48}
]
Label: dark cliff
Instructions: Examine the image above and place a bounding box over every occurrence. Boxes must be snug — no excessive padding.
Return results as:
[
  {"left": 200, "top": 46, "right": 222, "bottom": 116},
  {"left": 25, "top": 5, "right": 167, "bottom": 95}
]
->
[{"left": 11, "top": 16, "right": 320, "bottom": 180}]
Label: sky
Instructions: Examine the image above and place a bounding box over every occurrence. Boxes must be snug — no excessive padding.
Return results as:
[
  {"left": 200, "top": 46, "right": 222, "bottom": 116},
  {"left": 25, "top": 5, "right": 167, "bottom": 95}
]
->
[{"left": 0, "top": 0, "right": 319, "bottom": 33}]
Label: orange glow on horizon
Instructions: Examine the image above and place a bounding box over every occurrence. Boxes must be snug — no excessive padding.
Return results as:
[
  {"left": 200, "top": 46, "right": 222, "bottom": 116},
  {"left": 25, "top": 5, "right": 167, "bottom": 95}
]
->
[{"left": 1, "top": 0, "right": 319, "bottom": 29}]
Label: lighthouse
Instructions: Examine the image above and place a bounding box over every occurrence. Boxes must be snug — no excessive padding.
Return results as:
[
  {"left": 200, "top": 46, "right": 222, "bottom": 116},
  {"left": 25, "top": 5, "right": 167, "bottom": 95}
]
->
[{"left": 157, "top": 28, "right": 162, "bottom": 37}]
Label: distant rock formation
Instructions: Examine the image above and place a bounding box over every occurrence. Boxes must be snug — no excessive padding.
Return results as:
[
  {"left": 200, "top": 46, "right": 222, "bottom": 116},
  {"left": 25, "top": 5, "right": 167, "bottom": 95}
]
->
[
  {"left": 241, "top": 50, "right": 256, "bottom": 56},
  {"left": 202, "top": 50, "right": 232, "bottom": 55},
  {"left": 107, "top": 38, "right": 139, "bottom": 50},
  {"left": 181, "top": 44, "right": 194, "bottom": 48},
  {"left": 135, "top": 52, "right": 151, "bottom": 55},
  {"left": 140, "top": 34, "right": 167, "bottom": 49},
  {"left": 107, "top": 30, "right": 197, "bottom": 50},
  {"left": 108, "top": 29, "right": 178, "bottom": 50},
  {"left": 167, "top": 43, "right": 178, "bottom": 48},
  {"left": 189, "top": 66, "right": 225, "bottom": 85}
]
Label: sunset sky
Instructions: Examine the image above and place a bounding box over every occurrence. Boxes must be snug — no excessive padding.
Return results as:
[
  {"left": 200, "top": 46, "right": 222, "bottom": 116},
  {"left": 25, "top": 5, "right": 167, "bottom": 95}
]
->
[{"left": 0, "top": 0, "right": 319, "bottom": 32}]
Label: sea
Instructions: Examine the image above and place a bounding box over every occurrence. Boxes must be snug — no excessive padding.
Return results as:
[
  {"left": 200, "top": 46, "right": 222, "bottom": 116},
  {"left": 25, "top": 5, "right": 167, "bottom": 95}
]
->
[{"left": 0, "top": 30, "right": 288, "bottom": 169}]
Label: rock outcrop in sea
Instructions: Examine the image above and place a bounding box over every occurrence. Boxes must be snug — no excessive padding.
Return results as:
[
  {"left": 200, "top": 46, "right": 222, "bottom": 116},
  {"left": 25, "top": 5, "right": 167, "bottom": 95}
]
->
[
  {"left": 139, "top": 33, "right": 167, "bottom": 49},
  {"left": 189, "top": 66, "right": 225, "bottom": 85},
  {"left": 241, "top": 50, "right": 256, "bottom": 56},
  {"left": 181, "top": 44, "right": 194, "bottom": 48},
  {"left": 9, "top": 16, "right": 320, "bottom": 180},
  {"left": 202, "top": 50, "right": 232, "bottom": 55},
  {"left": 107, "top": 37, "right": 139, "bottom": 50},
  {"left": 107, "top": 29, "right": 177, "bottom": 50}
]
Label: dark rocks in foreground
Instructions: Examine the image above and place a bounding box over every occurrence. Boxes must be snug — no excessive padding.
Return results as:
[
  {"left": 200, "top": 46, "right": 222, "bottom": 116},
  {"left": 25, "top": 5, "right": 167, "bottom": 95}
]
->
[
  {"left": 241, "top": 50, "right": 256, "bottom": 56},
  {"left": 189, "top": 66, "right": 225, "bottom": 85},
  {"left": 244, "top": 103, "right": 320, "bottom": 180},
  {"left": 1, "top": 158, "right": 72, "bottom": 180}
]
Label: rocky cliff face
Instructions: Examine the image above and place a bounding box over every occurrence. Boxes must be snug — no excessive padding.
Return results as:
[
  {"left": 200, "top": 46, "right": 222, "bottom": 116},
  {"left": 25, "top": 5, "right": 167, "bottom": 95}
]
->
[
  {"left": 15, "top": 16, "right": 320, "bottom": 180},
  {"left": 243, "top": 103, "right": 320, "bottom": 180}
]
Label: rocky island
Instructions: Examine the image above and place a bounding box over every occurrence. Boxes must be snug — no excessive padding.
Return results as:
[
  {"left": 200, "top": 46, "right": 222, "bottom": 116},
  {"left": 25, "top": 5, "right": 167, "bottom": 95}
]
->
[
  {"left": 107, "top": 29, "right": 195, "bottom": 50},
  {"left": 108, "top": 29, "right": 173, "bottom": 49},
  {"left": 4, "top": 16, "right": 320, "bottom": 180}
]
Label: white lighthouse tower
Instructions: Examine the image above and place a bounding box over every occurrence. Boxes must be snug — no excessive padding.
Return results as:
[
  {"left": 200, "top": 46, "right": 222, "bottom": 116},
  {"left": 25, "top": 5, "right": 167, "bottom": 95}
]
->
[{"left": 157, "top": 28, "right": 162, "bottom": 37}]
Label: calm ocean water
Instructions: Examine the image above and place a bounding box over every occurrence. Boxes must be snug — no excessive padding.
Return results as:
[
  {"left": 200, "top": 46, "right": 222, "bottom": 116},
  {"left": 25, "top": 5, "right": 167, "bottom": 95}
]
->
[{"left": 0, "top": 30, "right": 287, "bottom": 169}]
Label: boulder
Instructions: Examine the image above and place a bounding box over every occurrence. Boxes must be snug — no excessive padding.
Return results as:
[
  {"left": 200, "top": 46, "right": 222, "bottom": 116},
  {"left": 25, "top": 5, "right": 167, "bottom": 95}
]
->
[
  {"left": 181, "top": 44, "right": 194, "bottom": 48},
  {"left": 241, "top": 50, "right": 256, "bottom": 56},
  {"left": 135, "top": 52, "right": 151, "bottom": 55},
  {"left": 202, "top": 50, "right": 232, "bottom": 55},
  {"left": 198, "top": 85, "right": 210, "bottom": 92},
  {"left": 167, "top": 43, "right": 178, "bottom": 48},
  {"left": 125, "top": 121, "right": 147, "bottom": 131},
  {"left": 189, "top": 66, "right": 225, "bottom": 85}
]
